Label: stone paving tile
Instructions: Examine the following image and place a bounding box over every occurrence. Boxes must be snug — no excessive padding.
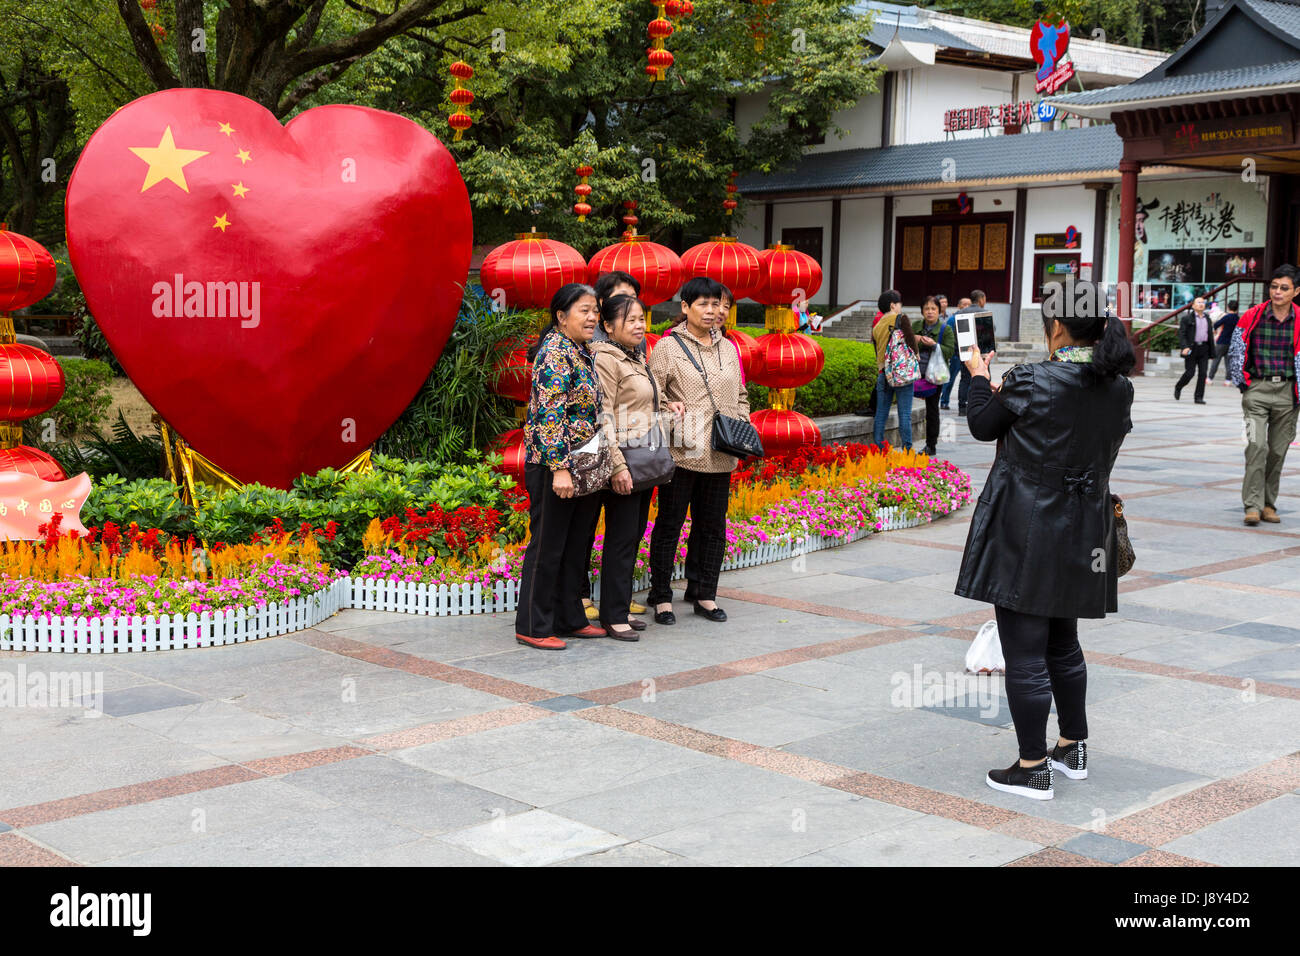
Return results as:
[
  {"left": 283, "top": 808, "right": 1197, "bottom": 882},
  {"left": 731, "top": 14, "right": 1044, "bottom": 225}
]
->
[
  {"left": 463, "top": 733, "right": 721, "bottom": 807},
  {"left": 100, "top": 807, "right": 421, "bottom": 866},
  {"left": 99, "top": 684, "right": 205, "bottom": 717},
  {"left": 272, "top": 684, "right": 514, "bottom": 738},
  {"left": 547, "top": 762, "right": 822, "bottom": 842},
  {"left": 616, "top": 673, "right": 816, "bottom": 723},
  {"left": 643, "top": 787, "right": 922, "bottom": 866},
  {"left": 685, "top": 703, "right": 863, "bottom": 748},
  {"left": 280, "top": 754, "right": 533, "bottom": 835},
  {"left": 23, "top": 778, "right": 338, "bottom": 865},
  {"left": 1119, "top": 632, "right": 1290, "bottom": 671},
  {"left": 786, "top": 814, "right": 1041, "bottom": 867},
  {"left": 784, "top": 709, "right": 1004, "bottom": 774},
  {"left": 119, "top": 700, "right": 345, "bottom": 763},
  {"left": 352, "top": 838, "right": 505, "bottom": 866},
  {"left": 440, "top": 810, "right": 626, "bottom": 867},
  {"left": 551, "top": 841, "right": 696, "bottom": 866},
  {"left": 0, "top": 833, "right": 78, "bottom": 866},
  {"left": 1211, "top": 646, "right": 1300, "bottom": 688},
  {"left": 1058, "top": 831, "right": 1151, "bottom": 864},
  {"left": 1161, "top": 794, "right": 1300, "bottom": 866}
]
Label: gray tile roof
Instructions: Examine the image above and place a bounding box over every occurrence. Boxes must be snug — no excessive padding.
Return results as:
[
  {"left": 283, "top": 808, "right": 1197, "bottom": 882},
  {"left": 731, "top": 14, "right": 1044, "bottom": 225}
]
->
[
  {"left": 1248, "top": 0, "right": 1300, "bottom": 41},
  {"left": 738, "top": 124, "right": 1121, "bottom": 195},
  {"left": 1049, "top": 60, "right": 1300, "bottom": 107},
  {"left": 865, "top": 22, "right": 984, "bottom": 54}
]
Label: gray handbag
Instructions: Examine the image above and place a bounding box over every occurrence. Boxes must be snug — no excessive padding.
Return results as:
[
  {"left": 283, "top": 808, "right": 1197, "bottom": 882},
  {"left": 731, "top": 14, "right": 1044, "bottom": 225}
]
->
[{"left": 621, "top": 365, "right": 676, "bottom": 492}]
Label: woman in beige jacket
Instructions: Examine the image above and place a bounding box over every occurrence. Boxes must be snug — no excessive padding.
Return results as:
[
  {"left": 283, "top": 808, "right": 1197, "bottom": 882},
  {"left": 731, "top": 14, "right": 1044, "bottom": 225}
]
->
[
  {"left": 591, "top": 295, "right": 682, "bottom": 640},
  {"left": 647, "top": 277, "right": 749, "bottom": 625}
]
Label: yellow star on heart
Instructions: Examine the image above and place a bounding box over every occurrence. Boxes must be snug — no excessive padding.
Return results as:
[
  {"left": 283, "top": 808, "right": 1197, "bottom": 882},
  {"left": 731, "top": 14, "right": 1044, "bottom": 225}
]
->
[
  {"left": 218, "top": 122, "right": 235, "bottom": 136},
  {"left": 128, "top": 126, "right": 209, "bottom": 193},
  {"left": 235, "top": 148, "right": 252, "bottom": 164},
  {"left": 213, "top": 213, "right": 232, "bottom": 232},
  {"left": 231, "top": 182, "right": 250, "bottom": 198}
]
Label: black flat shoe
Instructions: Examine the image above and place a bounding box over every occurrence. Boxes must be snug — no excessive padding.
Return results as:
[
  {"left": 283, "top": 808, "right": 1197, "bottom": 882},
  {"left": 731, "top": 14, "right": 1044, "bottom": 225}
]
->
[
  {"left": 654, "top": 610, "right": 676, "bottom": 625},
  {"left": 693, "top": 603, "right": 727, "bottom": 622},
  {"left": 628, "top": 617, "right": 647, "bottom": 631}
]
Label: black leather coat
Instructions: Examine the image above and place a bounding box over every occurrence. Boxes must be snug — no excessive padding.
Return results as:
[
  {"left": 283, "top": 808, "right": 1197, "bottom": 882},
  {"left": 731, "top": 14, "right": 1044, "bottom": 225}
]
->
[{"left": 954, "top": 361, "right": 1134, "bottom": 618}]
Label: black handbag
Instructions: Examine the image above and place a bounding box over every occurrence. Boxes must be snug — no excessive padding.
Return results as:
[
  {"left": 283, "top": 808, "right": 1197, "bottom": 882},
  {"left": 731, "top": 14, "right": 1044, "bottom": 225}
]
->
[
  {"left": 619, "top": 367, "right": 676, "bottom": 492},
  {"left": 1112, "top": 493, "right": 1135, "bottom": 576},
  {"left": 674, "top": 334, "right": 765, "bottom": 460}
]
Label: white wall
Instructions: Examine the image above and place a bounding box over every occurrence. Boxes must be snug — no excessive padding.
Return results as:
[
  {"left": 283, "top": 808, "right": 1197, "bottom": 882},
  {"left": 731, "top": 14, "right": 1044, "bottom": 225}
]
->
[
  {"left": 838, "top": 197, "right": 884, "bottom": 304},
  {"left": 1018, "top": 185, "right": 1099, "bottom": 305},
  {"left": 893, "top": 188, "right": 1017, "bottom": 219},
  {"left": 812, "top": 95, "right": 883, "bottom": 153},
  {"left": 896, "top": 63, "right": 1015, "bottom": 145},
  {"left": 772, "top": 201, "right": 834, "bottom": 305}
]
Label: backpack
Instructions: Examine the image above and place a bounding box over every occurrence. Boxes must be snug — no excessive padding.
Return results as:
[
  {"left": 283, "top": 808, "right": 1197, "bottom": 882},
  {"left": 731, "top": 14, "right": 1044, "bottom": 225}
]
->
[{"left": 883, "top": 327, "right": 921, "bottom": 387}]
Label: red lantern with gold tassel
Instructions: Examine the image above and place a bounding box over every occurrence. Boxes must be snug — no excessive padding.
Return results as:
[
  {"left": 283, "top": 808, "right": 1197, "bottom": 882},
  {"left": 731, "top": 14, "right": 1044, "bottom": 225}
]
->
[
  {"left": 588, "top": 210, "right": 683, "bottom": 307},
  {"left": 480, "top": 228, "right": 587, "bottom": 310},
  {"left": 0, "top": 224, "right": 66, "bottom": 480},
  {"left": 648, "top": 1, "right": 674, "bottom": 80},
  {"left": 448, "top": 61, "right": 474, "bottom": 141},
  {"left": 758, "top": 243, "right": 823, "bottom": 330},
  {"left": 680, "top": 233, "right": 765, "bottom": 377}
]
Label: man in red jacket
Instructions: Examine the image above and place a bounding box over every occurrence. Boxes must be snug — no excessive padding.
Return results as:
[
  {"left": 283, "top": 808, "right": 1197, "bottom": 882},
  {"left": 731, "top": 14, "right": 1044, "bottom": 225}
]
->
[{"left": 1228, "top": 264, "right": 1300, "bottom": 526}]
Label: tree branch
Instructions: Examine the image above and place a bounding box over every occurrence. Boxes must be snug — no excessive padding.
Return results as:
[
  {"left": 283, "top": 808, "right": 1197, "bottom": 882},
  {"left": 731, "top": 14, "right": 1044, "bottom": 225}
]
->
[
  {"left": 286, "top": 0, "right": 331, "bottom": 55},
  {"left": 174, "top": 0, "right": 211, "bottom": 87},
  {"left": 275, "top": 56, "right": 361, "bottom": 116},
  {"left": 114, "top": 0, "right": 178, "bottom": 89}
]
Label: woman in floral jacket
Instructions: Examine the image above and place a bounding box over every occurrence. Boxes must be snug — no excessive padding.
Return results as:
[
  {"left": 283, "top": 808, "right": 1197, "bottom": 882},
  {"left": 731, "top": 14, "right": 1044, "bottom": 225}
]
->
[{"left": 514, "top": 283, "right": 608, "bottom": 651}]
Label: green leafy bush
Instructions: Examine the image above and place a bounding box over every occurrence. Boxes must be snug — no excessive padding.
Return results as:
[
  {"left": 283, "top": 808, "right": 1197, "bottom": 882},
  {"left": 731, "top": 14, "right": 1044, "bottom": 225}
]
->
[
  {"left": 48, "top": 357, "right": 113, "bottom": 440},
  {"left": 748, "top": 336, "right": 876, "bottom": 416},
  {"left": 36, "top": 411, "right": 165, "bottom": 481},
  {"left": 376, "top": 289, "right": 533, "bottom": 463},
  {"left": 81, "top": 475, "right": 193, "bottom": 536},
  {"left": 1142, "top": 323, "right": 1179, "bottom": 353},
  {"left": 75, "top": 304, "right": 125, "bottom": 376}
]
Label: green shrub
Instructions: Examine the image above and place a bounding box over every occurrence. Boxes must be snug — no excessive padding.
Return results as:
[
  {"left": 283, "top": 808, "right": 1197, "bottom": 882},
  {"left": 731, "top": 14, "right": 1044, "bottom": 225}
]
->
[
  {"left": 748, "top": 336, "right": 876, "bottom": 416},
  {"left": 37, "top": 411, "right": 165, "bottom": 481},
  {"left": 48, "top": 357, "right": 113, "bottom": 440},
  {"left": 81, "top": 475, "right": 194, "bottom": 536},
  {"left": 75, "top": 303, "right": 126, "bottom": 376},
  {"left": 1142, "top": 323, "right": 1179, "bottom": 353}
]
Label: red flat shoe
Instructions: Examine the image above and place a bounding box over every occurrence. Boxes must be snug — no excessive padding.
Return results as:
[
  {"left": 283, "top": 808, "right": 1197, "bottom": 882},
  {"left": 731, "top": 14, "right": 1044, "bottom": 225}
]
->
[
  {"left": 516, "top": 633, "right": 566, "bottom": 650},
  {"left": 564, "top": 625, "right": 607, "bottom": 639}
]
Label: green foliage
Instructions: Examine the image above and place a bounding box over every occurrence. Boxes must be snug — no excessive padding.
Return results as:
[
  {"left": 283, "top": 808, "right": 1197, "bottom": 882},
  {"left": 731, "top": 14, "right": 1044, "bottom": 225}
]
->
[
  {"left": 748, "top": 336, "right": 876, "bottom": 416},
  {"left": 1142, "top": 323, "right": 1179, "bottom": 352},
  {"left": 37, "top": 410, "right": 163, "bottom": 481},
  {"left": 916, "top": 0, "right": 1199, "bottom": 51},
  {"left": 375, "top": 290, "right": 532, "bottom": 462},
  {"left": 47, "top": 356, "right": 112, "bottom": 440},
  {"left": 81, "top": 475, "right": 192, "bottom": 537},
  {"left": 74, "top": 304, "right": 124, "bottom": 375}
]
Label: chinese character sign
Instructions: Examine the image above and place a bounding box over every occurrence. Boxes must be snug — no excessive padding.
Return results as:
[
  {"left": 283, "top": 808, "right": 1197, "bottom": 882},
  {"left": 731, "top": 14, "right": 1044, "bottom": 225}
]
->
[{"left": 0, "top": 472, "right": 91, "bottom": 540}]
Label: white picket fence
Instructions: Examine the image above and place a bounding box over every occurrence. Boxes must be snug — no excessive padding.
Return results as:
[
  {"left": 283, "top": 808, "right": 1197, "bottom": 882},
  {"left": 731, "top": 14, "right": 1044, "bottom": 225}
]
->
[
  {"left": 2, "top": 506, "right": 947, "bottom": 651},
  {"left": 0, "top": 578, "right": 350, "bottom": 654}
]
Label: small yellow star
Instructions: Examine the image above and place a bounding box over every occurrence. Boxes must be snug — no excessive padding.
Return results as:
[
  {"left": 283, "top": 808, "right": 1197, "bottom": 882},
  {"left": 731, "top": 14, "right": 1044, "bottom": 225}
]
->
[
  {"left": 231, "top": 182, "right": 250, "bottom": 198},
  {"left": 213, "top": 213, "right": 232, "bottom": 232},
  {"left": 128, "top": 126, "right": 209, "bottom": 193},
  {"left": 218, "top": 122, "right": 236, "bottom": 137},
  {"left": 235, "top": 148, "right": 251, "bottom": 164}
]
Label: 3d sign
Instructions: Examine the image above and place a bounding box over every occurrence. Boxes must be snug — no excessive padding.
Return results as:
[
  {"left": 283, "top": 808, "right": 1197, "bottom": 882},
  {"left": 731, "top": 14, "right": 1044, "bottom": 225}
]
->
[
  {"left": 1031, "top": 20, "right": 1075, "bottom": 95},
  {"left": 65, "top": 90, "right": 473, "bottom": 489}
]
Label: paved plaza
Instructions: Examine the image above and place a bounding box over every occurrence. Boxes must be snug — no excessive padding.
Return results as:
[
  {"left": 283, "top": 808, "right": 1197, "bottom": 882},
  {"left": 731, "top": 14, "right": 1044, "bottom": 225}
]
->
[{"left": 2, "top": 377, "right": 1298, "bottom": 867}]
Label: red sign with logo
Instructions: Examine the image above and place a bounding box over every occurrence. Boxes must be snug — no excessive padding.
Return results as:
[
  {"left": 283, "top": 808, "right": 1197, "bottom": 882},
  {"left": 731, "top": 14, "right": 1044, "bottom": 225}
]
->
[{"left": 1031, "top": 20, "right": 1075, "bottom": 95}]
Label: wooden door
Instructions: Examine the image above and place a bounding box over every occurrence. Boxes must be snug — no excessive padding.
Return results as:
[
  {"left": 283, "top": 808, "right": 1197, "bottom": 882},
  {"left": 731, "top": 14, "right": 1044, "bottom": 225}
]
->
[{"left": 894, "top": 213, "right": 1012, "bottom": 304}]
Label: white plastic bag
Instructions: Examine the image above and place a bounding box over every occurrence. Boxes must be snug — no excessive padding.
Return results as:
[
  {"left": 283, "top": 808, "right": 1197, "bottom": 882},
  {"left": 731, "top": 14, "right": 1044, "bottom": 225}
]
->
[
  {"left": 925, "top": 345, "right": 950, "bottom": 386},
  {"left": 965, "top": 620, "right": 1005, "bottom": 674}
]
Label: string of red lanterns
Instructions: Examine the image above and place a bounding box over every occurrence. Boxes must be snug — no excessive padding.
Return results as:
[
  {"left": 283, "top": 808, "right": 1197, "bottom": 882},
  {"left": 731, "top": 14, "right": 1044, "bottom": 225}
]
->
[
  {"left": 724, "top": 171, "right": 740, "bottom": 216},
  {"left": 573, "top": 164, "right": 594, "bottom": 221},
  {"left": 647, "top": 1, "right": 675, "bottom": 81},
  {"left": 0, "top": 224, "right": 67, "bottom": 480},
  {"left": 751, "top": 0, "right": 777, "bottom": 51},
  {"left": 447, "top": 61, "right": 474, "bottom": 142}
]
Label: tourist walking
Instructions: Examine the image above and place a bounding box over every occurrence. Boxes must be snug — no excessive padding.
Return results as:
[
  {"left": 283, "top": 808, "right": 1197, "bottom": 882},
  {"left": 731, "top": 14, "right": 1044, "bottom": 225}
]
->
[
  {"left": 955, "top": 306, "right": 1135, "bottom": 799},
  {"left": 872, "top": 290, "right": 920, "bottom": 450},
  {"left": 1208, "top": 298, "right": 1240, "bottom": 382},
  {"left": 1229, "top": 265, "right": 1300, "bottom": 526},
  {"left": 514, "top": 284, "right": 610, "bottom": 651},
  {"left": 578, "top": 270, "right": 644, "bottom": 624},
  {"left": 914, "top": 295, "right": 955, "bottom": 456},
  {"left": 648, "top": 277, "right": 748, "bottom": 625},
  {"left": 591, "top": 294, "right": 683, "bottom": 640},
  {"left": 1174, "top": 295, "right": 1213, "bottom": 403}
]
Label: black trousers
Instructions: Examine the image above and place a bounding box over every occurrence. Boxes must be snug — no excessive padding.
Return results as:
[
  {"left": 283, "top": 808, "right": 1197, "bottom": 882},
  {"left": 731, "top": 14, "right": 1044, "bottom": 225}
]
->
[
  {"left": 598, "top": 487, "right": 652, "bottom": 625},
  {"left": 1176, "top": 341, "right": 1211, "bottom": 400},
  {"left": 649, "top": 467, "right": 731, "bottom": 605},
  {"left": 578, "top": 504, "right": 602, "bottom": 601},
  {"left": 1207, "top": 341, "right": 1230, "bottom": 380},
  {"left": 994, "top": 605, "right": 1089, "bottom": 761},
  {"left": 920, "top": 388, "right": 940, "bottom": 452},
  {"left": 514, "top": 463, "right": 602, "bottom": 640}
]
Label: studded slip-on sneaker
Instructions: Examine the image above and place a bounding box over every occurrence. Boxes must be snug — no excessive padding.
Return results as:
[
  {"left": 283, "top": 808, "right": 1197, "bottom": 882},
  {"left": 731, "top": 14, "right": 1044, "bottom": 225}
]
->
[
  {"left": 986, "top": 758, "right": 1054, "bottom": 800},
  {"left": 1051, "top": 740, "right": 1087, "bottom": 780}
]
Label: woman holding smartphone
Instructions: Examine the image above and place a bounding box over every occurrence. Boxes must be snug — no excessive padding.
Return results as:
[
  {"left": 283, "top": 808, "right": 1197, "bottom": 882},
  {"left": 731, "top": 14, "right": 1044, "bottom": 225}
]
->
[{"left": 956, "top": 307, "right": 1134, "bottom": 799}]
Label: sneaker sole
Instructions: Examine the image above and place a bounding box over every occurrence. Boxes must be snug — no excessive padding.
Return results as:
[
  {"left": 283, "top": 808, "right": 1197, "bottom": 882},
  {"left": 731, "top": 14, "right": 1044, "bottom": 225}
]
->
[
  {"left": 985, "top": 774, "right": 1054, "bottom": 800},
  {"left": 1051, "top": 759, "right": 1088, "bottom": 780}
]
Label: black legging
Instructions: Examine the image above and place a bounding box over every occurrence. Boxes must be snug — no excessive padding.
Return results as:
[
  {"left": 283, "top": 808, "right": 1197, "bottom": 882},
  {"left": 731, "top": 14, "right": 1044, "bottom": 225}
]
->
[
  {"left": 994, "top": 605, "right": 1089, "bottom": 761},
  {"left": 920, "top": 388, "right": 940, "bottom": 451},
  {"left": 648, "top": 468, "right": 731, "bottom": 605}
]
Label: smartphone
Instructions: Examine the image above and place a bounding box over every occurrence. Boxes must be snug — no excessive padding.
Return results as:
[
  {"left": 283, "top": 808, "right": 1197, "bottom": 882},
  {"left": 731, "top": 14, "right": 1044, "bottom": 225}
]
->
[{"left": 955, "top": 313, "right": 977, "bottom": 362}]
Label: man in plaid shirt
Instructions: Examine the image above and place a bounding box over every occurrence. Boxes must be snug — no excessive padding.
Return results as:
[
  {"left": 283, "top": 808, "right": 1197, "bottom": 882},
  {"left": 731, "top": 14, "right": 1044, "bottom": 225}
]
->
[{"left": 1228, "top": 265, "right": 1300, "bottom": 526}]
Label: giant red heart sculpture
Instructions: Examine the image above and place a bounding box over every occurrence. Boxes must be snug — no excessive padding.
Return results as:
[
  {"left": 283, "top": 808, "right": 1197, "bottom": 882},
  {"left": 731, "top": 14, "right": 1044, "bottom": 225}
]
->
[{"left": 66, "top": 89, "right": 472, "bottom": 488}]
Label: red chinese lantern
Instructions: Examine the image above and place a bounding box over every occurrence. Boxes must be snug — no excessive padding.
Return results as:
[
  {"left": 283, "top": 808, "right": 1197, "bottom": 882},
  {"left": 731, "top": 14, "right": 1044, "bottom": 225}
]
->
[
  {"left": 762, "top": 245, "right": 823, "bottom": 307},
  {"left": 750, "top": 408, "right": 821, "bottom": 457},
  {"left": 480, "top": 230, "right": 587, "bottom": 310},
  {"left": 724, "top": 328, "right": 762, "bottom": 379},
  {"left": 648, "top": 1, "right": 674, "bottom": 80},
  {"left": 490, "top": 341, "right": 534, "bottom": 405},
  {"left": 0, "top": 226, "right": 57, "bottom": 311},
  {"left": 681, "top": 0, "right": 695, "bottom": 14},
  {"left": 665, "top": 0, "right": 683, "bottom": 15},
  {"left": 621, "top": 199, "right": 640, "bottom": 232},
  {"left": 724, "top": 171, "right": 741, "bottom": 217},
  {"left": 0, "top": 445, "right": 66, "bottom": 482},
  {"left": 754, "top": 331, "right": 824, "bottom": 389},
  {"left": 448, "top": 61, "right": 474, "bottom": 141},
  {"left": 588, "top": 230, "right": 683, "bottom": 307},
  {"left": 0, "top": 345, "right": 65, "bottom": 420},
  {"left": 489, "top": 428, "right": 526, "bottom": 485},
  {"left": 574, "top": 165, "right": 594, "bottom": 221},
  {"left": 680, "top": 236, "right": 763, "bottom": 304}
]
